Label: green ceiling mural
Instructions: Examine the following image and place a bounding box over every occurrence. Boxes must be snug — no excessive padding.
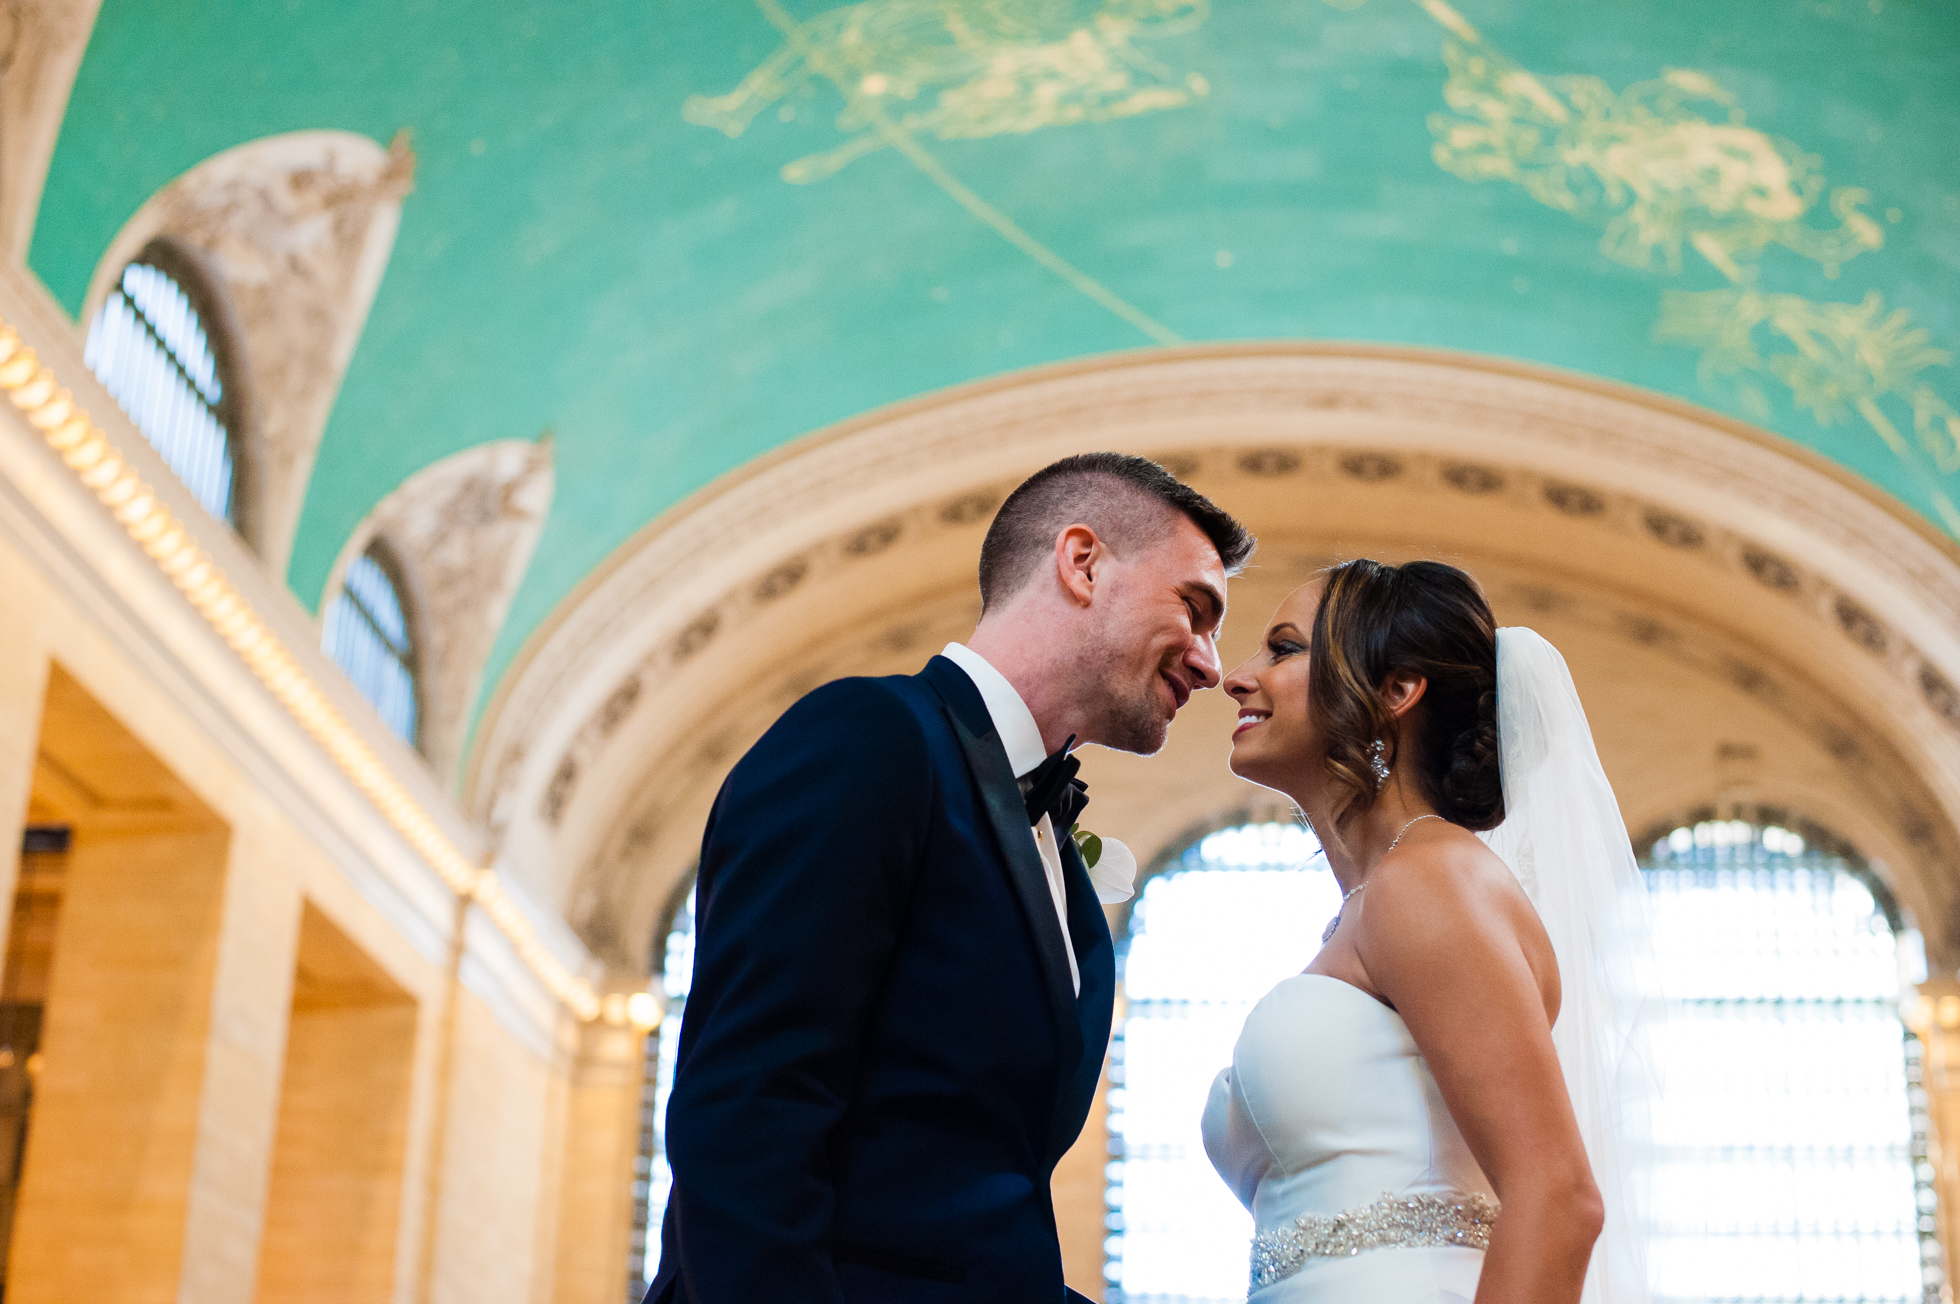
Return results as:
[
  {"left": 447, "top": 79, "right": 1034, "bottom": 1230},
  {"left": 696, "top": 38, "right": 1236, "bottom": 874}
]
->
[{"left": 31, "top": 0, "right": 1960, "bottom": 720}]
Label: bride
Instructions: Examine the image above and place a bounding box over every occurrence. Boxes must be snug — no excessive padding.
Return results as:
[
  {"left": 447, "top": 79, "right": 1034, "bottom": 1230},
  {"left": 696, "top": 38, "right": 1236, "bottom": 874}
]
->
[{"left": 1204, "top": 559, "right": 1652, "bottom": 1303}]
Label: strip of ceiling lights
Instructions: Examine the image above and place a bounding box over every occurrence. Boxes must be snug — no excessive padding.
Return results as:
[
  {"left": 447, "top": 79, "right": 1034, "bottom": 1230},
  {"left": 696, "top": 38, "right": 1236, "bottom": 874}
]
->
[{"left": 0, "top": 319, "right": 615, "bottom": 1024}]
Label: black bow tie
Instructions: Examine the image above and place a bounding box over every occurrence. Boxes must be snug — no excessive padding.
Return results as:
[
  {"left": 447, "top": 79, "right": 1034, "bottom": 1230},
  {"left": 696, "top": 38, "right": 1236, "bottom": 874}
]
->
[{"left": 1022, "top": 735, "right": 1089, "bottom": 832}]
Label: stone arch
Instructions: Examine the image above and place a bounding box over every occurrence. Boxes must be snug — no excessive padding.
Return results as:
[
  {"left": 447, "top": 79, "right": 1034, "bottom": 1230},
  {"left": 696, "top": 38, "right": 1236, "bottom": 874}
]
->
[
  {"left": 462, "top": 344, "right": 1960, "bottom": 980},
  {"left": 82, "top": 128, "right": 413, "bottom": 573},
  {"left": 323, "top": 437, "right": 553, "bottom": 787},
  {"left": 0, "top": 0, "right": 101, "bottom": 262}
]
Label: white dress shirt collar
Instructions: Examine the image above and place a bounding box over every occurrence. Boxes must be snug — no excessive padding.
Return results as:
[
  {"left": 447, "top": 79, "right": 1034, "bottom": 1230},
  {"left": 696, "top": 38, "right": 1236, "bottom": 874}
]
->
[{"left": 939, "top": 642, "right": 1050, "bottom": 778}]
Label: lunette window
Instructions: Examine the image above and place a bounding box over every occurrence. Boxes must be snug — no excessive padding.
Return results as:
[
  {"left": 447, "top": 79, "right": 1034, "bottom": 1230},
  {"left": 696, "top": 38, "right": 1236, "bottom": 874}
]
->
[
  {"left": 1105, "top": 817, "right": 1937, "bottom": 1304},
  {"left": 82, "top": 256, "right": 238, "bottom": 526},
  {"left": 322, "top": 547, "right": 419, "bottom": 746}
]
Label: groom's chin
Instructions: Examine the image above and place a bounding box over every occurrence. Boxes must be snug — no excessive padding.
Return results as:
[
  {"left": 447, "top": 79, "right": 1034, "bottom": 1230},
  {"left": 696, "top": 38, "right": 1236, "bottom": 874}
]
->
[{"left": 1099, "top": 710, "right": 1170, "bottom": 757}]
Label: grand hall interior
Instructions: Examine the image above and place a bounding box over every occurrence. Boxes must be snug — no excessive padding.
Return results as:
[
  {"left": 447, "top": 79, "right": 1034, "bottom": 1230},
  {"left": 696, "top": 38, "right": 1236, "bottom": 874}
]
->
[{"left": 0, "top": 2, "right": 1955, "bottom": 1302}]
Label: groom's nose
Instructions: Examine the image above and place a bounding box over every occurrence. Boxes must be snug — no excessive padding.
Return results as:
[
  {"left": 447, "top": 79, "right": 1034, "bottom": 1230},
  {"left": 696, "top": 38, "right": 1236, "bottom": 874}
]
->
[{"left": 1185, "top": 634, "right": 1222, "bottom": 691}]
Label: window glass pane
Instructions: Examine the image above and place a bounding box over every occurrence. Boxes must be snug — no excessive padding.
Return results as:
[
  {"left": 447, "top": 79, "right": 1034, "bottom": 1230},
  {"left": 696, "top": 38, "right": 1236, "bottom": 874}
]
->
[
  {"left": 342, "top": 551, "right": 410, "bottom": 652},
  {"left": 633, "top": 887, "right": 695, "bottom": 1298},
  {"left": 82, "top": 261, "right": 234, "bottom": 524},
  {"left": 1643, "top": 820, "right": 1934, "bottom": 1304},
  {"left": 1108, "top": 821, "right": 1336, "bottom": 1303},
  {"left": 1104, "top": 817, "right": 1938, "bottom": 1304},
  {"left": 322, "top": 549, "right": 418, "bottom": 744}
]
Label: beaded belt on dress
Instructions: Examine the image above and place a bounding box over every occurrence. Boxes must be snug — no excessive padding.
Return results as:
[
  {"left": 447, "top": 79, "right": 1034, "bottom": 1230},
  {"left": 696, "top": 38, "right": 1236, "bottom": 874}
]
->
[{"left": 1249, "top": 1190, "right": 1500, "bottom": 1289}]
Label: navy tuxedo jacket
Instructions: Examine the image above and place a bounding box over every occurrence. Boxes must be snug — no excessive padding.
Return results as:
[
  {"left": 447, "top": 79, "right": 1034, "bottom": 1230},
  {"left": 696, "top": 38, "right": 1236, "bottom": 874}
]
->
[{"left": 644, "top": 656, "right": 1115, "bottom": 1304}]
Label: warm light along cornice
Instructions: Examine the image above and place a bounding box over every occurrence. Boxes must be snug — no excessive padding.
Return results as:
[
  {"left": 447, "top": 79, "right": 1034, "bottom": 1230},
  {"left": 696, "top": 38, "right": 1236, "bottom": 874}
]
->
[{"left": 0, "top": 320, "right": 607, "bottom": 1023}]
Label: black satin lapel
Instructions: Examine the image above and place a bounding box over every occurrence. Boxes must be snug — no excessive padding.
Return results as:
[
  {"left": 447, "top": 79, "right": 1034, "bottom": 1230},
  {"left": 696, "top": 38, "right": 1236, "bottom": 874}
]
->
[
  {"left": 920, "top": 659, "right": 1083, "bottom": 1065},
  {"left": 1060, "top": 835, "right": 1114, "bottom": 987},
  {"left": 1053, "top": 835, "right": 1116, "bottom": 1161}
]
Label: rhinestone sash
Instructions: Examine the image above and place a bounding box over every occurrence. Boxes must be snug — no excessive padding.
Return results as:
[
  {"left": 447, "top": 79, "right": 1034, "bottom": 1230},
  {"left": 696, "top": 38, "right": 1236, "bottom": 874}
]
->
[{"left": 1249, "top": 1190, "right": 1500, "bottom": 1289}]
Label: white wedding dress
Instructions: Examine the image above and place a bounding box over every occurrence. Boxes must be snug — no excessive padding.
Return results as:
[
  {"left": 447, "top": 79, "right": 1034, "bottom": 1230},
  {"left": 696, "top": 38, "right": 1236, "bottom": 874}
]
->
[
  {"left": 1200, "top": 628, "right": 1657, "bottom": 1304},
  {"left": 1202, "top": 974, "right": 1495, "bottom": 1303}
]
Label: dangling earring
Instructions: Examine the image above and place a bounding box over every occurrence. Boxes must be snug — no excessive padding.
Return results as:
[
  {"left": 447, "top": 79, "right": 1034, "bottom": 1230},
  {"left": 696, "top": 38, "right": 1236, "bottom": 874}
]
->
[{"left": 1369, "top": 738, "right": 1391, "bottom": 789}]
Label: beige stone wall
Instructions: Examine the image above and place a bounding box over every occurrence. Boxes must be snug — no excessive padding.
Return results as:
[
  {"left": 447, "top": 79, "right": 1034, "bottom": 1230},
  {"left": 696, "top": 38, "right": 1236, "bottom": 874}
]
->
[
  {"left": 257, "top": 904, "right": 419, "bottom": 1304},
  {"left": 0, "top": 526, "right": 613, "bottom": 1302},
  {"left": 423, "top": 993, "right": 557, "bottom": 1304},
  {"left": 11, "top": 825, "right": 240, "bottom": 1304},
  {"left": 549, "top": 1022, "right": 648, "bottom": 1304}
]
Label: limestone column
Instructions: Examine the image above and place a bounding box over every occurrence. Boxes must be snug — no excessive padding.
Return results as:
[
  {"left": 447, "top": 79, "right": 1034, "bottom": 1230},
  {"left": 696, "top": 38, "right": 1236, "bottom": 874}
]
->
[
  {"left": 0, "top": 545, "right": 51, "bottom": 959},
  {"left": 550, "top": 1014, "right": 649, "bottom": 1304},
  {"left": 256, "top": 903, "right": 418, "bottom": 1304},
  {"left": 180, "top": 822, "right": 304, "bottom": 1304},
  {"left": 10, "top": 825, "right": 236, "bottom": 1302},
  {"left": 1908, "top": 981, "right": 1960, "bottom": 1303},
  {"left": 7, "top": 791, "right": 301, "bottom": 1303}
]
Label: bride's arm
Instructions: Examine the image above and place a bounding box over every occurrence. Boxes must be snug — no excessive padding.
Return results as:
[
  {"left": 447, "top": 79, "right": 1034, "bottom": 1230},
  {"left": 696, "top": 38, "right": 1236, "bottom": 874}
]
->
[{"left": 1353, "top": 835, "right": 1603, "bottom": 1304}]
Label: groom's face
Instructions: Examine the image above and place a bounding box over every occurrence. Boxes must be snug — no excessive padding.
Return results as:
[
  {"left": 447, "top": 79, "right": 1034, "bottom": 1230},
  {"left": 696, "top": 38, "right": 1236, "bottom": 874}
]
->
[{"left": 1078, "top": 514, "right": 1227, "bottom": 754}]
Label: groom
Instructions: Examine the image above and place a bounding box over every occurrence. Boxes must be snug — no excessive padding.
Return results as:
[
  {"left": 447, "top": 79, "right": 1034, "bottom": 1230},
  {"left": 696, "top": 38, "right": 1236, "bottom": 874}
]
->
[{"left": 645, "top": 453, "right": 1253, "bottom": 1303}]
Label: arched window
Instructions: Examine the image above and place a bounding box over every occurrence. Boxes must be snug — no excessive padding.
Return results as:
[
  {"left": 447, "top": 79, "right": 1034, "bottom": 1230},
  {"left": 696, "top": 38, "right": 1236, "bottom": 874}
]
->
[
  {"left": 1105, "top": 815, "right": 1939, "bottom": 1304},
  {"left": 322, "top": 544, "right": 419, "bottom": 745},
  {"left": 1640, "top": 816, "right": 1936, "bottom": 1304},
  {"left": 82, "top": 249, "right": 239, "bottom": 526},
  {"left": 1107, "top": 821, "right": 1335, "bottom": 1302},
  {"left": 631, "top": 884, "right": 695, "bottom": 1300}
]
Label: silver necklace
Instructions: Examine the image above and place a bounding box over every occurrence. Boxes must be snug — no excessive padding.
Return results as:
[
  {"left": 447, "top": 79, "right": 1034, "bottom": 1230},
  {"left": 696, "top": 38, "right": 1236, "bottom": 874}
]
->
[{"left": 1320, "top": 814, "right": 1442, "bottom": 944}]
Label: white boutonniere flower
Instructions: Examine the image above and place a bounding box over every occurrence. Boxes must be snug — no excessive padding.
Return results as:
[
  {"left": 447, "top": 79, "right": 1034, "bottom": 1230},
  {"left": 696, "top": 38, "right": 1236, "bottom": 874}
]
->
[{"left": 1070, "top": 824, "right": 1137, "bottom": 904}]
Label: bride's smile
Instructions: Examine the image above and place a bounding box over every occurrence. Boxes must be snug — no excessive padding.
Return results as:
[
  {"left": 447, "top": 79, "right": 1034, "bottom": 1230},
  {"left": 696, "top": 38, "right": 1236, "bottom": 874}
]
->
[
  {"left": 1223, "top": 582, "right": 1320, "bottom": 794},
  {"left": 1233, "top": 708, "right": 1269, "bottom": 736}
]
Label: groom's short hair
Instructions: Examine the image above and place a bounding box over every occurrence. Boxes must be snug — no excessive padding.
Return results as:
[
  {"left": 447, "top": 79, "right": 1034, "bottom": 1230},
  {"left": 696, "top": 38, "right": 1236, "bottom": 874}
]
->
[{"left": 978, "top": 452, "right": 1254, "bottom": 610}]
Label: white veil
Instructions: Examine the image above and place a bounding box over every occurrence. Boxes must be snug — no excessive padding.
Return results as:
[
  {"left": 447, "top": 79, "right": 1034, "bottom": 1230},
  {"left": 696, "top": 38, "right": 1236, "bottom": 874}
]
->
[{"left": 1477, "top": 628, "right": 1658, "bottom": 1304}]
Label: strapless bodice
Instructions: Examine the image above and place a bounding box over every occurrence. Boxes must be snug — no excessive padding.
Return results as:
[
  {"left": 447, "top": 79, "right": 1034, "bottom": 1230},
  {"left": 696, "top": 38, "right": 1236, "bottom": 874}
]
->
[{"left": 1202, "top": 974, "right": 1495, "bottom": 1302}]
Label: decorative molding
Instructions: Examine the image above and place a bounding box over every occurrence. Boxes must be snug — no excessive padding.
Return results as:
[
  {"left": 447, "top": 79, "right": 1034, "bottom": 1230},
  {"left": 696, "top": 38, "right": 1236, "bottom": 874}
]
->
[
  {"left": 0, "top": 262, "right": 604, "bottom": 1023},
  {"left": 558, "top": 517, "right": 1960, "bottom": 974},
  {"left": 82, "top": 129, "right": 414, "bottom": 575},
  {"left": 325, "top": 437, "right": 554, "bottom": 788}
]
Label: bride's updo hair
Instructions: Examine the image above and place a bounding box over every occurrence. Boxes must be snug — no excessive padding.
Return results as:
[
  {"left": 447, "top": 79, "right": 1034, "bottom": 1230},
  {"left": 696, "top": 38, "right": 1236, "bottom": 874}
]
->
[{"left": 1309, "top": 559, "right": 1503, "bottom": 831}]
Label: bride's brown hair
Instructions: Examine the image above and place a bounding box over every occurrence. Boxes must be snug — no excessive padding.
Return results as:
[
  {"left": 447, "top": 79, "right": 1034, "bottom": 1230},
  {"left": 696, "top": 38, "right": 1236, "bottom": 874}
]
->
[{"left": 1309, "top": 559, "right": 1504, "bottom": 831}]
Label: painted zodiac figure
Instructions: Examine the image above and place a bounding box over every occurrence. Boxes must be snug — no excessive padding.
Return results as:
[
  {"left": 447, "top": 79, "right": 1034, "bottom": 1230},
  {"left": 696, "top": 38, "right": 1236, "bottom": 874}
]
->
[
  {"left": 1421, "top": 0, "right": 1881, "bottom": 283},
  {"left": 685, "top": 0, "right": 1211, "bottom": 183},
  {"left": 1658, "top": 288, "right": 1960, "bottom": 474}
]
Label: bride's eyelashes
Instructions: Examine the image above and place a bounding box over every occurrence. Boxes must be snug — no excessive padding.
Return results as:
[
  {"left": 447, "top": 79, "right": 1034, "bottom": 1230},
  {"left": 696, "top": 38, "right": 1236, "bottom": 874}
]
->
[{"left": 1267, "top": 637, "right": 1304, "bottom": 660}]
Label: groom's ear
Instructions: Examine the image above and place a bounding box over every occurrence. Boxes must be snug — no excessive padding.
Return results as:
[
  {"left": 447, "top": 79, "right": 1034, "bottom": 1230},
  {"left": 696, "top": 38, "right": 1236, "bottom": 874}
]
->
[{"left": 1054, "top": 524, "right": 1104, "bottom": 607}]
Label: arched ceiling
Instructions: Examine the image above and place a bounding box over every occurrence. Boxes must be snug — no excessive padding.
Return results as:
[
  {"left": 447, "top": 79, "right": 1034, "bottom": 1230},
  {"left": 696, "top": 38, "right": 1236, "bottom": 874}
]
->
[
  {"left": 28, "top": 0, "right": 1960, "bottom": 721},
  {"left": 459, "top": 346, "right": 1960, "bottom": 979}
]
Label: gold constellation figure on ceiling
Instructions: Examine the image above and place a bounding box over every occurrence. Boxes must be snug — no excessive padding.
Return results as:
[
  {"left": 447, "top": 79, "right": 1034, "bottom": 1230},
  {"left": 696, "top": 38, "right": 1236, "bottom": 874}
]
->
[
  {"left": 684, "top": 0, "right": 1212, "bottom": 185},
  {"left": 1415, "top": 0, "right": 1956, "bottom": 499},
  {"left": 1421, "top": 0, "right": 1882, "bottom": 284}
]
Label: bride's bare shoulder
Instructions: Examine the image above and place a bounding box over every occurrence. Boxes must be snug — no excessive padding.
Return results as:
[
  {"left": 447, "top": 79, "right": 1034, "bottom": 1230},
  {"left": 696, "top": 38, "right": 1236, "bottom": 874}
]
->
[
  {"left": 1365, "top": 826, "right": 1519, "bottom": 916},
  {"left": 1356, "top": 826, "right": 1559, "bottom": 1013}
]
